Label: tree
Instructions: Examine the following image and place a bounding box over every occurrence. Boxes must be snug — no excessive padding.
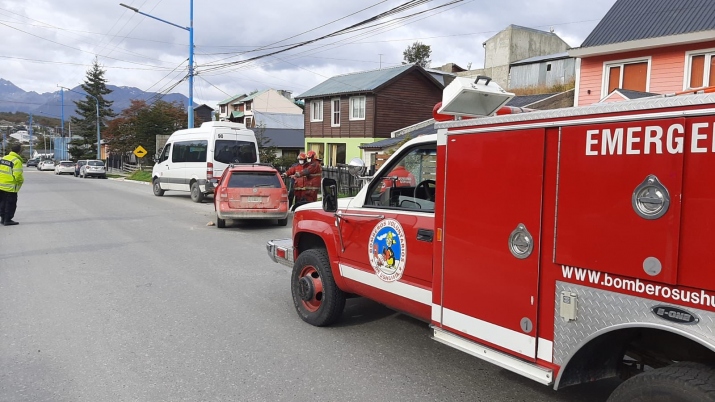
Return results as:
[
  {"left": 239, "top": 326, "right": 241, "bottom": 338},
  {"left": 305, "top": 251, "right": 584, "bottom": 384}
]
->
[
  {"left": 69, "top": 57, "right": 115, "bottom": 160},
  {"left": 402, "top": 41, "right": 432, "bottom": 68},
  {"left": 253, "top": 123, "right": 278, "bottom": 166}
]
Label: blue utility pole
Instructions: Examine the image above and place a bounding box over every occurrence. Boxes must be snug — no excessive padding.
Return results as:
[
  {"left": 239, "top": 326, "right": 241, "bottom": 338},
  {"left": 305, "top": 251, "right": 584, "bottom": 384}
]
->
[
  {"left": 29, "top": 114, "right": 33, "bottom": 158},
  {"left": 120, "top": 1, "right": 194, "bottom": 128},
  {"left": 61, "top": 88, "right": 65, "bottom": 160}
]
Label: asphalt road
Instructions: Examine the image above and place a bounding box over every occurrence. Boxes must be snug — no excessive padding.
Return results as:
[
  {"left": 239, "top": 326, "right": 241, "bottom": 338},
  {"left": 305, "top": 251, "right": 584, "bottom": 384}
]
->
[{"left": 0, "top": 170, "right": 618, "bottom": 402}]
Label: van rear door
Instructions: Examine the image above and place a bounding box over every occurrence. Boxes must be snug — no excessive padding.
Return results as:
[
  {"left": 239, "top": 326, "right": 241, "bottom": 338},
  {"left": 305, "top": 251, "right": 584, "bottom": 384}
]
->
[{"left": 212, "top": 128, "right": 258, "bottom": 177}]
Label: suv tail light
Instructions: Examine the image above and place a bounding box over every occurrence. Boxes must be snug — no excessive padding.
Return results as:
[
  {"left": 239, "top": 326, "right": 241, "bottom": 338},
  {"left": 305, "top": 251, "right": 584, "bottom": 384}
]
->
[{"left": 207, "top": 162, "right": 214, "bottom": 180}]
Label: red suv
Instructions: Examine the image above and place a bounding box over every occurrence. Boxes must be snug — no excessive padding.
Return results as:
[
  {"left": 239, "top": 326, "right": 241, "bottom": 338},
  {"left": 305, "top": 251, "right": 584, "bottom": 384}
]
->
[{"left": 214, "top": 164, "right": 289, "bottom": 228}]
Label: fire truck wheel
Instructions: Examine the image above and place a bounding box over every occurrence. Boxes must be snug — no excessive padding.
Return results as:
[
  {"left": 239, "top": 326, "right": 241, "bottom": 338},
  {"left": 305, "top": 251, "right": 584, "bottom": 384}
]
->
[
  {"left": 607, "top": 362, "right": 715, "bottom": 402},
  {"left": 291, "top": 249, "right": 346, "bottom": 327}
]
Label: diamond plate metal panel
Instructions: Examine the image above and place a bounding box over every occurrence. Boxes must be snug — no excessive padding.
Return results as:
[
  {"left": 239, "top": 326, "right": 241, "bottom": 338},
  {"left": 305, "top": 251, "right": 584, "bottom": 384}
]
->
[
  {"left": 553, "top": 282, "right": 715, "bottom": 366},
  {"left": 436, "top": 93, "right": 715, "bottom": 130}
]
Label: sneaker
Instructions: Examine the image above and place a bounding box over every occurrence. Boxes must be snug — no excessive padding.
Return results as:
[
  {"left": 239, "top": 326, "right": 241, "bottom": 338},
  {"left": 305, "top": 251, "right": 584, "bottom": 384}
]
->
[{"left": 3, "top": 220, "right": 18, "bottom": 226}]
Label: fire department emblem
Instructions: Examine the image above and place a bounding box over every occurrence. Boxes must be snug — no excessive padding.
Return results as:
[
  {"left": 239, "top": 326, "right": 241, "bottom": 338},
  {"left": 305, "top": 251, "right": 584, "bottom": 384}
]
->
[{"left": 368, "top": 219, "right": 407, "bottom": 282}]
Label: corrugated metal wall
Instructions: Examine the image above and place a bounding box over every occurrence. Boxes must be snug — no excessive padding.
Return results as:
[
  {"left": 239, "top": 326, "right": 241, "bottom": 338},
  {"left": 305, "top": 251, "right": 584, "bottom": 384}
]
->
[{"left": 509, "top": 59, "right": 576, "bottom": 89}]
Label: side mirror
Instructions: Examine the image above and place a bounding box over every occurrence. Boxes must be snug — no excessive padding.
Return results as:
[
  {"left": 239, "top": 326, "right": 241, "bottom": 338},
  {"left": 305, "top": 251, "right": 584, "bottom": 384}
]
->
[
  {"left": 347, "top": 157, "right": 366, "bottom": 177},
  {"left": 322, "top": 178, "right": 338, "bottom": 213}
]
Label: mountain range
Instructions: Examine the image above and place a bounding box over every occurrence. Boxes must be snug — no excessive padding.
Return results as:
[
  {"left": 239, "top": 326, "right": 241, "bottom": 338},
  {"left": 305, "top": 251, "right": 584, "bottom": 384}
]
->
[{"left": 0, "top": 78, "right": 191, "bottom": 119}]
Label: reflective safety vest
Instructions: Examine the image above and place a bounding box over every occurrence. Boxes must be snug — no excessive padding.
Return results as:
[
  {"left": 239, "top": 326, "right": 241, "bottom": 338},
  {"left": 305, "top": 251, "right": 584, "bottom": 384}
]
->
[{"left": 0, "top": 152, "right": 24, "bottom": 193}]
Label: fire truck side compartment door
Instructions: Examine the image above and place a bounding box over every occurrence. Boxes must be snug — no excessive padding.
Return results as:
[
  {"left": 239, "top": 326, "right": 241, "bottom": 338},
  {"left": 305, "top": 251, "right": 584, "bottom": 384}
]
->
[
  {"left": 440, "top": 128, "right": 545, "bottom": 361},
  {"left": 555, "top": 119, "right": 684, "bottom": 285}
]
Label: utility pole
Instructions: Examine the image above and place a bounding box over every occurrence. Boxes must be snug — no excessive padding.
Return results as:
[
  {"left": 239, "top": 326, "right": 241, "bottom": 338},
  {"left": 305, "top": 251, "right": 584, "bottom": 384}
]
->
[
  {"left": 29, "top": 114, "right": 33, "bottom": 159},
  {"left": 61, "top": 87, "right": 65, "bottom": 160},
  {"left": 120, "top": 1, "right": 194, "bottom": 128},
  {"left": 379, "top": 54, "right": 383, "bottom": 69}
]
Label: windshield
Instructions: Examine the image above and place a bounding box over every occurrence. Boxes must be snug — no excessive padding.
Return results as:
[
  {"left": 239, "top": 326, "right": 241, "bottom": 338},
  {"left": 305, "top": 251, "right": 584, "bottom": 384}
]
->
[
  {"left": 228, "top": 172, "right": 280, "bottom": 188},
  {"left": 214, "top": 140, "right": 257, "bottom": 164},
  {"left": 88, "top": 161, "right": 104, "bottom": 166}
]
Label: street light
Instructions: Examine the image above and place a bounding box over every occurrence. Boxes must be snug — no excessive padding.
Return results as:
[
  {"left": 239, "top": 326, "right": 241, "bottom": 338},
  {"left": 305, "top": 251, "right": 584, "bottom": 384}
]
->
[
  {"left": 58, "top": 85, "right": 101, "bottom": 160},
  {"left": 120, "top": 1, "right": 194, "bottom": 128}
]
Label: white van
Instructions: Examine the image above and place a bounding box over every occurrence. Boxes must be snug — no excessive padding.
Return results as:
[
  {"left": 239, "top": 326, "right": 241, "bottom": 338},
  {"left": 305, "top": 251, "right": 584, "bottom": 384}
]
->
[{"left": 152, "top": 121, "right": 259, "bottom": 202}]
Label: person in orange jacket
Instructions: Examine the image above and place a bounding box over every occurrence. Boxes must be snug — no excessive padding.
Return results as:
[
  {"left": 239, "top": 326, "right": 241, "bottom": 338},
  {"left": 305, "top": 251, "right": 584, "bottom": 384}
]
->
[
  {"left": 300, "top": 150, "right": 322, "bottom": 203},
  {"left": 284, "top": 153, "right": 308, "bottom": 206}
]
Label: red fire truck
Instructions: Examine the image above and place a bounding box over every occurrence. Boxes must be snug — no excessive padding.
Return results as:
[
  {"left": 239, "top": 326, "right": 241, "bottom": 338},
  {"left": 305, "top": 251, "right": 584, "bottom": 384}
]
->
[{"left": 267, "top": 77, "right": 715, "bottom": 401}]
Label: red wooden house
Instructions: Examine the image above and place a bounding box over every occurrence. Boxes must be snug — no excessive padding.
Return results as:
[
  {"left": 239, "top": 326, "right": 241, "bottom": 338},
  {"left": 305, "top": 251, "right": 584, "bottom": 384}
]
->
[{"left": 569, "top": 0, "right": 715, "bottom": 106}]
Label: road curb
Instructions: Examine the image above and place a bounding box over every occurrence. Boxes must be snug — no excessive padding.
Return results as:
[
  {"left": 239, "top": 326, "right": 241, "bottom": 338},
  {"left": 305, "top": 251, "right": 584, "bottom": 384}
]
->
[{"left": 108, "top": 177, "right": 151, "bottom": 186}]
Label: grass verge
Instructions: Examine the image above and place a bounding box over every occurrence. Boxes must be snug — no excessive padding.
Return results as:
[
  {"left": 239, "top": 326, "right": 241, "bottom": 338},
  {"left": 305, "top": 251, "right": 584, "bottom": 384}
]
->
[{"left": 127, "top": 170, "right": 152, "bottom": 182}]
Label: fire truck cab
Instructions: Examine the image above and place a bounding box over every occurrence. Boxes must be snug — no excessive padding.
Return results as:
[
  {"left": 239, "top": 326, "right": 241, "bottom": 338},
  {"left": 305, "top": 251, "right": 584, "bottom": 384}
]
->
[{"left": 267, "top": 77, "right": 715, "bottom": 401}]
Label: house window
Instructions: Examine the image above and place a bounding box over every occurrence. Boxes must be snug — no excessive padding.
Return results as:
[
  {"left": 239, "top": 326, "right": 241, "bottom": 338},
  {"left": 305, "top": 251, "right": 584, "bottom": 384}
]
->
[
  {"left": 307, "top": 143, "right": 324, "bottom": 161},
  {"left": 220, "top": 105, "right": 226, "bottom": 113},
  {"left": 310, "top": 100, "right": 323, "bottom": 122},
  {"left": 328, "top": 143, "right": 346, "bottom": 165},
  {"left": 350, "top": 96, "right": 366, "bottom": 120},
  {"left": 546, "top": 63, "right": 552, "bottom": 72},
  {"left": 686, "top": 50, "right": 715, "bottom": 89},
  {"left": 246, "top": 102, "right": 252, "bottom": 111},
  {"left": 331, "top": 99, "right": 341, "bottom": 127},
  {"left": 245, "top": 117, "right": 253, "bottom": 127},
  {"left": 604, "top": 59, "right": 649, "bottom": 94},
  {"left": 233, "top": 105, "right": 239, "bottom": 111}
]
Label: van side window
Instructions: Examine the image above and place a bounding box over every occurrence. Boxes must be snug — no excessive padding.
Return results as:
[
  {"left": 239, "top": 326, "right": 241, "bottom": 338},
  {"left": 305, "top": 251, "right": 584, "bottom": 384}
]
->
[
  {"left": 159, "top": 143, "right": 171, "bottom": 163},
  {"left": 365, "top": 144, "right": 437, "bottom": 212},
  {"left": 172, "top": 140, "right": 208, "bottom": 163},
  {"left": 214, "top": 140, "right": 257, "bottom": 164}
]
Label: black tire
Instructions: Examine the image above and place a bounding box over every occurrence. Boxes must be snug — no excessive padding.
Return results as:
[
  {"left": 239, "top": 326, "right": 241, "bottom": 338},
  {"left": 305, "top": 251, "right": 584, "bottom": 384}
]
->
[
  {"left": 190, "top": 182, "right": 204, "bottom": 203},
  {"left": 608, "top": 362, "right": 715, "bottom": 402},
  {"left": 152, "top": 179, "right": 165, "bottom": 196},
  {"left": 291, "top": 249, "right": 345, "bottom": 327},
  {"left": 277, "top": 217, "right": 288, "bottom": 226},
  {"left": 216, "top": 216, "right": 226, "bottom": 228}
]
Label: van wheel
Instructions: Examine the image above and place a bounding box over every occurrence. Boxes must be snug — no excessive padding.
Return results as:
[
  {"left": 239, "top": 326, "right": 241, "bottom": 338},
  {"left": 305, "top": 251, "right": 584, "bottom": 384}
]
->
[
  {"left": 291, "top": 249, "right": 345, "bottom": 327},
  {"left": 277, "top": 217, "right": 288, "bottom": 226},
  {"left": 216, "top": 216, "right": 226, "bottom": 228},
  {"left": 190, "top": 182, "right": 204, "bottom": 203},
  {"left": 152, "top": 179, "right": 165, "bottom": 196},
  {"left": 608, "top": 362, "right": 715, "bottom": 402}
]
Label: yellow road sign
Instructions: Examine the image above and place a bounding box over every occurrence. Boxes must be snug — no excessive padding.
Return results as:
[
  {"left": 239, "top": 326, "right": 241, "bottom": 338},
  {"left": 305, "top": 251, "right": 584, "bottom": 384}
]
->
[{"left": 133, "top": 145, "right": 148, "bottom": 158}]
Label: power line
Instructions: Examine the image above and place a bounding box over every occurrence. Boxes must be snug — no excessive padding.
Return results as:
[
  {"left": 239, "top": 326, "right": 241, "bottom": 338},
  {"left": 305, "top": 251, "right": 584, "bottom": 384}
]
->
[{"left": 0, "top": 55, "right": 178, "bottom": 71}]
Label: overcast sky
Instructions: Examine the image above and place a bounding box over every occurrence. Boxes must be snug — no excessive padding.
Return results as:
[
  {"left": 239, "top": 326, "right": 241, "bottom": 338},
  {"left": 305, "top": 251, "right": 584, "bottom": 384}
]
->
[{"left": 0, "top": 0, "right": 618, "bottom": 109}]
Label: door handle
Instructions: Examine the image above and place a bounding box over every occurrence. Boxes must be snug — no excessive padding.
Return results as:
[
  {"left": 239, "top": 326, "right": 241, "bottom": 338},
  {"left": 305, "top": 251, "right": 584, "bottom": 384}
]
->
[{"left": 417, "top": 229, "right": 433, "bottom": 242}]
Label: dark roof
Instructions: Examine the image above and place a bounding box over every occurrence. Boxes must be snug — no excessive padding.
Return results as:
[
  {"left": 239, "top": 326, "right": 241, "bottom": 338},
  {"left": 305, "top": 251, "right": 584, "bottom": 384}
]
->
[
  {"left": 506, "top": 94, "right": 557, "bottom": 108},
  {"left": 194, "top": 104, "right": 214, "bottom": 111},
  {"left": 360, "top": 123, "right": 436, "bottom": 150},
  {"left": 254, "top": 128, "right": 304, "bottom": 148},
  {"left": 581, "top": 0, "right": 715, "bottom": 48},
  {"left": 296, "top": 64, "right": 442, "bottom": 99},
  {"left": 613, "top": 89, "right": 659, "bottom": 99},
  {"left": 511, "top": 52, "right": 570, "bottom": 66}
]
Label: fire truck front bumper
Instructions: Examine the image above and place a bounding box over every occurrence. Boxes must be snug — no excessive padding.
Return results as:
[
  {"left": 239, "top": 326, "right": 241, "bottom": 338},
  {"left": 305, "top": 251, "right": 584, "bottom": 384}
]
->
[{"left": 266, "top": 239, "right": 294, "bottom": 268}]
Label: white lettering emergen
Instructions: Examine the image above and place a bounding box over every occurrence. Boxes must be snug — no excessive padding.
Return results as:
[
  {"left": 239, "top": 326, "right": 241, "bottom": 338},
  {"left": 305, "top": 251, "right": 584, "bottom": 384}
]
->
[{"left": 584, "top": 122, "right": 715, "bottom": 155}]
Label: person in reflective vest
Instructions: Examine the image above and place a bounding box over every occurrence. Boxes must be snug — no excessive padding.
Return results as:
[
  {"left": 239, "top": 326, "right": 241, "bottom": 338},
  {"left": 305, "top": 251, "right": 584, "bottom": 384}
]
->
[
  {"left": 0, "top": 144, "right": 24, "bottom": 226},
  {"left": 284, "top": 153, "right": 308, "bottom": 206},
  {"left": 300, "top": 150, "right": 322, "bottom": 203}
]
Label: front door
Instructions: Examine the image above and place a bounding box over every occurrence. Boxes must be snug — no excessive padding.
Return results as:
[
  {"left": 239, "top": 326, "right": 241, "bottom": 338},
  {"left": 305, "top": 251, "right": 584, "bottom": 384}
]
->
[
  {"left": 155, "top": 143, "right": 177, "bottom": 190},
  {"left": 337, "top": 143, "right": 438, "bottom": 318}
]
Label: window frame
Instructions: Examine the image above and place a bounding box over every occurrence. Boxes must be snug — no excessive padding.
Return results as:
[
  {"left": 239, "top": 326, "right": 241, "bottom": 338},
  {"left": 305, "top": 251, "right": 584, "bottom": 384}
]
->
[
  {"left": 331, "top": 98, "right": 341, "bottom": 127},
  {"left": 684, "top": 48, "right": 715, "bottom": 90},
  {"left": 310, "top": 100, "right": 323, "bottom": 122},
  {"left": 601, "top": 56, "right": 652, "bottom": 96},
  {"left": 349, "top": 96, "right": 366, "bottom": 121}
]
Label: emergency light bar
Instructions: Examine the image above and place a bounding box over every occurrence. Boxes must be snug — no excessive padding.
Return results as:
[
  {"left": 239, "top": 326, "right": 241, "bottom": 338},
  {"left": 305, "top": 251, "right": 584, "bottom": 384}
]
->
[{"left": 438, "top": 76, "right": 514, "bottom": 117}]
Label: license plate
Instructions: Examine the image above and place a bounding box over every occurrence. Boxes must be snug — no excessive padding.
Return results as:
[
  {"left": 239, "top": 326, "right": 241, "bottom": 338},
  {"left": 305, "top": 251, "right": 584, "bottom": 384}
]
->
[{"left": 245, "top": 196, "right": 263, "bottom": 203}]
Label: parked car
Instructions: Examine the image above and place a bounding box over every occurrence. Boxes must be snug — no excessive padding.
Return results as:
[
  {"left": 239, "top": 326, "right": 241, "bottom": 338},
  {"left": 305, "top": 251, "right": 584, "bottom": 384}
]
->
[
  {"left": 26, "top": 158, "right": 39, "bottom": 167},
  {"left": 213, "top": 164, "right": 289, "bottom": 228},
  {"left": 80, "top": 160, "right": 106, "bottom": 179},
  {"left": 39, "top": 160, "right": 55, "bottom": 171},
  {"left": 54, "top": 160, "right": 75, "bottom": 175},
  {"left": 74, "top": 160, "right": 88, "bottom": 177}
]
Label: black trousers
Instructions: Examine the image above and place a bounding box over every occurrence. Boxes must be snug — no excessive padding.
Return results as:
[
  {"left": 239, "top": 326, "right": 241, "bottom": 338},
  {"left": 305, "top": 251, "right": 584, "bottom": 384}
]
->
[{"left": 0, "top": 190, "right": 18, "bottom": 222}]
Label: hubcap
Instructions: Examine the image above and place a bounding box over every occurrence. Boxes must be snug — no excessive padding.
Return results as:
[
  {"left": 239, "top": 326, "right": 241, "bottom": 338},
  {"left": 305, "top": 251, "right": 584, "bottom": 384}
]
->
[{"left": 298, "top": 277, "right": 314, "bottom": 301}]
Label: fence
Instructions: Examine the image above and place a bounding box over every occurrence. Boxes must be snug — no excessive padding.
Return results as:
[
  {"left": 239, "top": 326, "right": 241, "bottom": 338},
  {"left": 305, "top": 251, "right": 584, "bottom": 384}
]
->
[{"left": 322, "top": 165, "right": 363, "bottom": 197}]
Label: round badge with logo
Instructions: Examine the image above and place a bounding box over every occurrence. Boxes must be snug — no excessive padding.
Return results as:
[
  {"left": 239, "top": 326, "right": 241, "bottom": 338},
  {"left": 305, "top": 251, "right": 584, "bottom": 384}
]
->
[{"left": 368, "top": 219, "right": 407, "bottom": 282}]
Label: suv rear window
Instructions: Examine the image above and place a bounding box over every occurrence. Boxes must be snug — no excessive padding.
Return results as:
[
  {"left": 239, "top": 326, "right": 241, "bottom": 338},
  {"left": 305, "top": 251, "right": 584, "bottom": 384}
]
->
[
  {"left": 214, "top": 140, "right": 257, "bottom": 164},
  {"left": 227, "top": 172, "right": 280, "bottom": 188},
  {"left": 88, "top": 161, "right": 104, "bottom": 166},
  {"left": 60, "top": 162, "right": 74, "bottom": 167}
]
